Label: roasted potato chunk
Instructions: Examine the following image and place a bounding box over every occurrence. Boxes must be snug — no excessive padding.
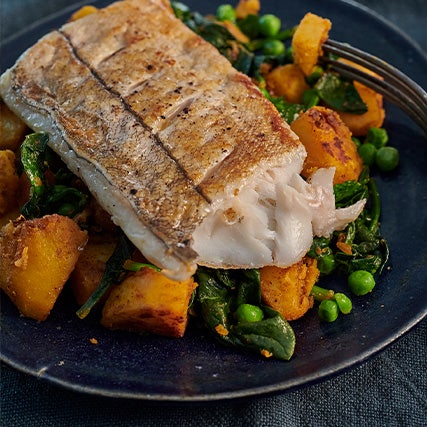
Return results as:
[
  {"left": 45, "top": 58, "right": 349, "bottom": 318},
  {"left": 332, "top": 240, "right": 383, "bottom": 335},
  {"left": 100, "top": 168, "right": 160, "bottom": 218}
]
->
[
  {"left": 69, "top": 234, "right": 117, "bottom": 305},
  {"left": 235, "top": 0, "right": 260, "bottom": 19},
  {"left": 335, "top": 59, "right": 385, "bottom": 136},
  {"left": 0, "top": 214, "right": 87, "bottom": 321},
  {"left": 0, "top": 150, "right": 20, "bottom": 216},
  {"left": 265, "top": 63, "right": 310, "bottom": 104},
  {"left": 338, "top": 81, "right": 385, "bottom": 136},
  {"left": 292, "top": 13, "right": 331, "bottom": 76},
  {"left": 290, "top": 106, "right": 363, "bottom": 184},
  {"left": 69, "top": 5, "right": 98, "bottom": 21},
  {"left": 260, "top": 257, "right": 319, "bottom": 321},
  {"left": 338, "top": 85, "right": 385, "bottom": 138},
  {"left": 0, "top": 103, "right": 28, "bottom": 151},
  {"left": 101, "top": 267, "right": 197, "bottom": 338}
]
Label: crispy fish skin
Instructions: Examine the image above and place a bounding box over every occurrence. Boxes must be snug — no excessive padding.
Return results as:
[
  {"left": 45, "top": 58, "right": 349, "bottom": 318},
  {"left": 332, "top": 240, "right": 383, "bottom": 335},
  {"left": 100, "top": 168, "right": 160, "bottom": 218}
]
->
[
  {"left": 0, "top": 31, "right": 208, "bottom": 278},
  {"left": 0, "top": 0, "right": 305, "bottom": 279},
  {"left": 60, "top": 0, "right": 303, "bottom": 195}
]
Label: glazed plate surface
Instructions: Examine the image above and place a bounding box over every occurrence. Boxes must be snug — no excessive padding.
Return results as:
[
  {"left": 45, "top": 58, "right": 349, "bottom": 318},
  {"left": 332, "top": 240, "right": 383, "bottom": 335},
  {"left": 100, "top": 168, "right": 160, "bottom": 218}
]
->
[{"left": 1, "top": 0, "right": 426, "bottom": 402}]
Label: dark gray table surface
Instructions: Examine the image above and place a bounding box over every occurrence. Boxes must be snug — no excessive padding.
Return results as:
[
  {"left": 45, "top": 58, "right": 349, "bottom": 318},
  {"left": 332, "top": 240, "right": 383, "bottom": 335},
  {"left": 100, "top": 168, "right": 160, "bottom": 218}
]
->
[{"left": 1, "top": 1, "right": 426, "bottom": 426}]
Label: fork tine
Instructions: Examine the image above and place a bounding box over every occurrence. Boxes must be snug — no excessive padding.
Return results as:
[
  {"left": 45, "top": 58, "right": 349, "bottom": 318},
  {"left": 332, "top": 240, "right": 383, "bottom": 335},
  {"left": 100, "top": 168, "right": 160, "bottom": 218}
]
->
[
  {"left": 322, "top": 53, "right": 427, "bottom": 116},
  {"left": 323, "top": 40, "right": 427, "bottom": 106},
  {"left": 322, "top": 56, "right": 427, "bottom": 134},
  {"left": 321, "top": 40, "right": 427, "bottom": 134}
]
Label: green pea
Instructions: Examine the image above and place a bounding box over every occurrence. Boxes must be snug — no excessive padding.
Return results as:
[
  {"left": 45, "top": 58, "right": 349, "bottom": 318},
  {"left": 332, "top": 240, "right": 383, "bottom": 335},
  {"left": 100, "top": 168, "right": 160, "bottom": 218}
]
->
[
  {"left": 317, "top": 254, "right": 336, "bottom": 275},
  {"left": 375, "top": 146, "right": 399, "bottom": 172},
  {"left": 365, "top": 127, "right": 388, "bottom": 148},
  {"left": 348, "top": 270, "right": 376, "bottom": 296},
  {"left": 258, "top": 14, "right": 281, "bottom": 37},
  {"left": 334, "top": 293, "right": 353, "bottom": 314},
  {"left": 216, "top": 4, "right": 236, "bottom": 22},
  {"left": 235, "top": 303, "right": 264, "bottom": 323},
  {"left": 318, "top": 299, "right": 339, "bottom": 322},
  {"left": 358, "top": 143, "right": 377, "bottom": 166},
  {"left": 262, "top": 39, "right": 285, "bottom": 56}
]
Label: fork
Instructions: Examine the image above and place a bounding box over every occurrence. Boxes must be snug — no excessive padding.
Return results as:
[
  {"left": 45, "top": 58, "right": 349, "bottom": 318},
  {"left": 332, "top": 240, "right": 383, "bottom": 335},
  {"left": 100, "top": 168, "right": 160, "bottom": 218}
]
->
[{"left": 320, "top": 39, "right": 427, "bottom": 135}]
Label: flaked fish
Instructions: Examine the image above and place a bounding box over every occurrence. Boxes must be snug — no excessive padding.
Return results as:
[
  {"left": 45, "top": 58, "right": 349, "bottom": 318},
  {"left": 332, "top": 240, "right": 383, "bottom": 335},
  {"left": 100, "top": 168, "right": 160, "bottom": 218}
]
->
[{"left": 0, "top": 0, "right": 364, "bottom": 280}]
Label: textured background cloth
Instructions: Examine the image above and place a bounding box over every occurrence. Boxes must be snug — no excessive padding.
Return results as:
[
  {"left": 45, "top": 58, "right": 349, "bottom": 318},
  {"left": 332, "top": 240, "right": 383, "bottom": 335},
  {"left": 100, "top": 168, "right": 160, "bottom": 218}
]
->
[{"left": 1, "top": 0, "right": 426, "bottom": 425}]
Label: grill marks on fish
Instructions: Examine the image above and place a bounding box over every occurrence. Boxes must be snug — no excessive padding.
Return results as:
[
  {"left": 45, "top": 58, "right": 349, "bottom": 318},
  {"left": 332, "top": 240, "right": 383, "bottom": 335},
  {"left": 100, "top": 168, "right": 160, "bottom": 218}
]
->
[
  {"left": 8, "top": 29, "right": 208, "bottom": 268},
  {"left": 60, "top": 0, "right": 301, "bottom": 193},
  {"left": 61, "top": 30, "right": 208, "bottom": 204},
  {"left": 0, "top": 0, "right": 307, "bottom": 278}
]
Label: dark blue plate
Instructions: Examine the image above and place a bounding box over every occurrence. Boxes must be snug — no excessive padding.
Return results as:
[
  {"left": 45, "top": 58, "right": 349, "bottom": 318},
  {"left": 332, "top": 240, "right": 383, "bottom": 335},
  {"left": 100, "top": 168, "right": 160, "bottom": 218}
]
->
[{"left": 1, "top": 0, "right": 426, "bottom": 402}]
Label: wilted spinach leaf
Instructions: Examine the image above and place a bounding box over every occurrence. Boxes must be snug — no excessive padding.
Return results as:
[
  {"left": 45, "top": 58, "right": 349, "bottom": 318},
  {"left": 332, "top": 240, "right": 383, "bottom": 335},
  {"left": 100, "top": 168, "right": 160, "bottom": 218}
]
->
[
  {"left": 20, "top": 132, "right": 87, "bottom": 219},
  {"left": 195, "top": 267, "right": 295, "bottom": 360},
  {"left": 315, "top": 72, "right": 367, "bottom": 113}
]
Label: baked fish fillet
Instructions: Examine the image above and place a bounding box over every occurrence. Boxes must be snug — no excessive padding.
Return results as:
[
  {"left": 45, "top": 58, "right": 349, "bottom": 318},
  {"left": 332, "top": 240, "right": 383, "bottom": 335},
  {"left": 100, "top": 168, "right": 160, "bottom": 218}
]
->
[{"left": 0, "top": 0, "right": 364, "bottom": 280}]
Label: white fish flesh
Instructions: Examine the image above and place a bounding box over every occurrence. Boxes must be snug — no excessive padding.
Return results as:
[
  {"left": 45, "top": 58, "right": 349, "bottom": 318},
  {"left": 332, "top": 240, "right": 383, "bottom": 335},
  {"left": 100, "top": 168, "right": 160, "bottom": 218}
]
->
[{"left": 0, "top": 0, "right": 365, "bottom": 279}]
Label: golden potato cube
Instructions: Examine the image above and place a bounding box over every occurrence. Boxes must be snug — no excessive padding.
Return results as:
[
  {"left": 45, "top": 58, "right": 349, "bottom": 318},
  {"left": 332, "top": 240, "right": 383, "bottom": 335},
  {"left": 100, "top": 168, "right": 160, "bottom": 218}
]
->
[
  {"left": 265, "top": 63, "right": 310, "bottom": 104},
  {"left": 260, "top": 257, "right": 319, "bottom": 321},
  {"left": 69, "top": 5, "right": 98, "bottom": 22},
  {"left": 101, "top": 268, "right": 197, "bottom": 338},
  {"left": 336, "top": 59, "right": 385, "bottom": 136},
  {"left": 0, "top": 208, "right": 21, "bottom": 229},
  {"left": 0, "top": 150, "right": 20, "bottom": 216},
  {"left": 0, "top": 214, "right": 88, "bottom": 321},
  {"left": 338, "top": 82, "right": 385, "bottom": 136},
  {"left": 0, "top": 103, "right": 28, "bottom": 151},
  {"left": 69, "top": 234, "right": 117, "bottom": 305},
  {"left": 235, "top": 0, "right": 260, "bottom": 19},
  {"left": 290, "top": 106, "right": 363, "bottom": 184},
  {"left": 292, "top": 13, "right": 331, "bottom": 76}
]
